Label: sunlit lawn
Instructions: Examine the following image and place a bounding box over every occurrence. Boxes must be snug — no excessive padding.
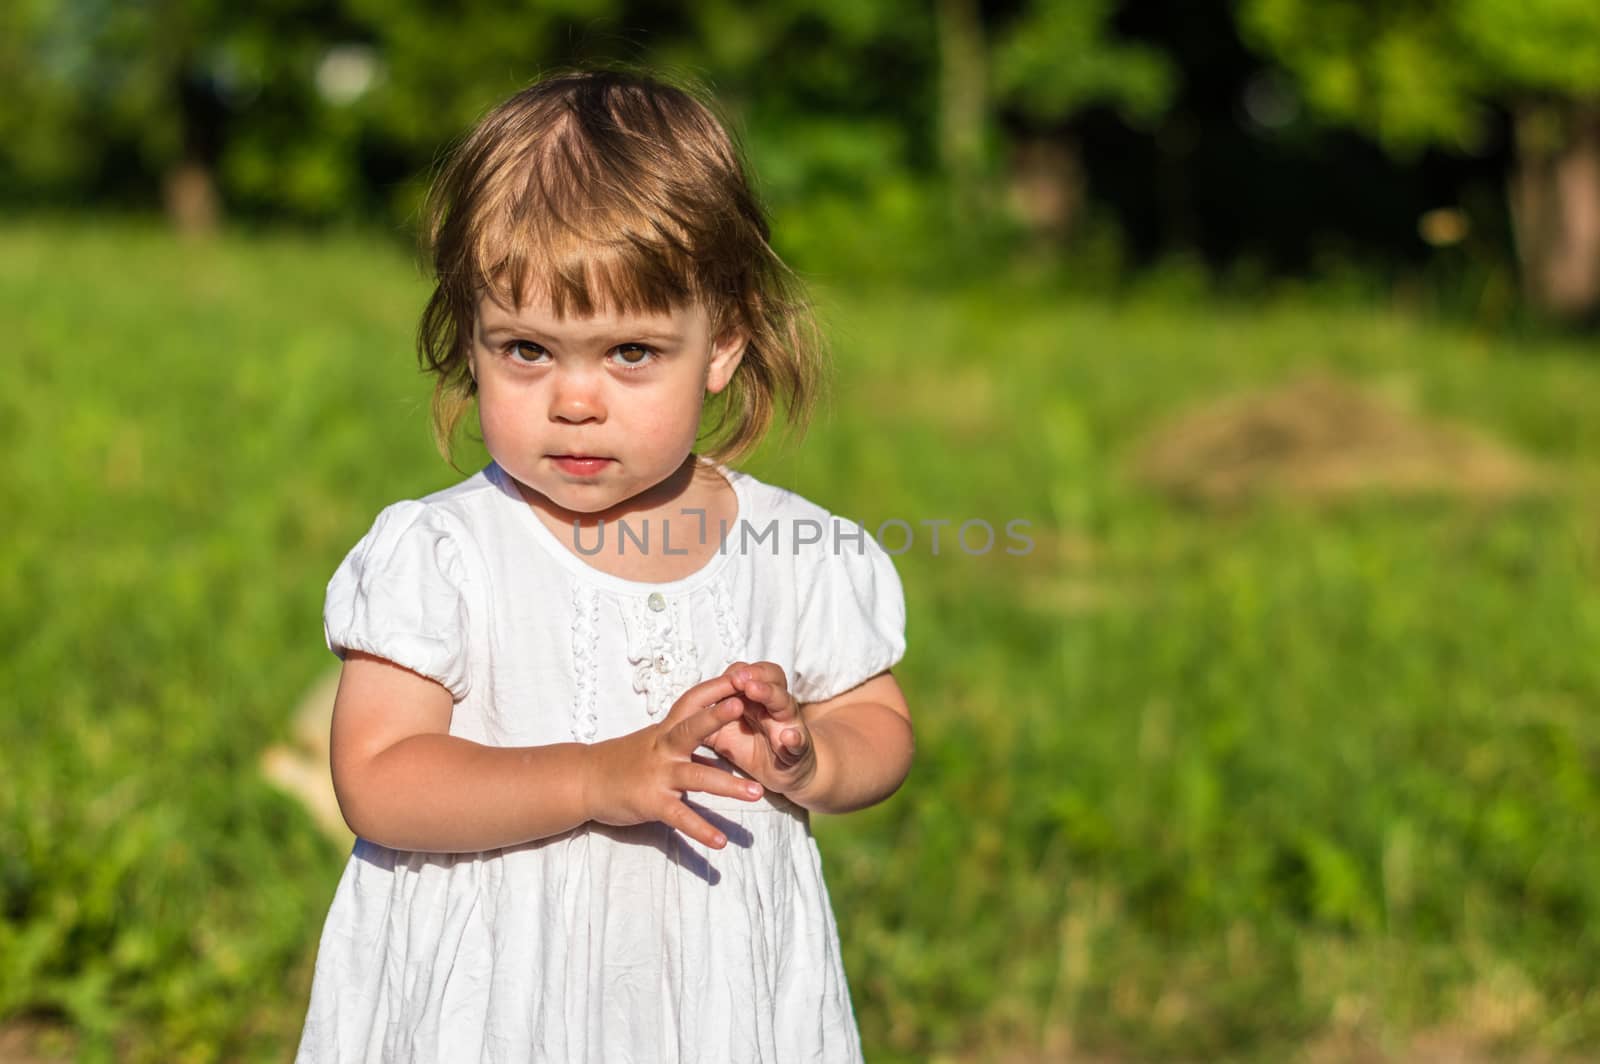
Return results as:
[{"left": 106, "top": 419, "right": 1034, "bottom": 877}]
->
[{"left": 3, "top": 219, "right": 1598, "bottom": 1061}]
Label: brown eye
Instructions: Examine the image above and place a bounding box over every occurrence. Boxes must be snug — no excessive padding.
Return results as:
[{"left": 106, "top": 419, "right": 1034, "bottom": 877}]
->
[
  {"left": 507, "top": 341, "right": 548, "bottom": 364},
  {"left": 610, "top": 344, "right": 656, "bottom": 369}
]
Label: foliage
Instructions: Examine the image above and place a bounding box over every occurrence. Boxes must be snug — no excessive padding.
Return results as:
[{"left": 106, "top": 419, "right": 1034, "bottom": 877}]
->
[
  {"left": 4, "top": 220, "right": 1600, "bottom": 1060},
  {"left": 0, "top": 1, "right": 1176, "bottom": 224},
  {"left": 0, "top": 0, "right": 919, "bottom": 219},
  {"left": 991, "top": 0, "right": 1176, "bottom": 128},
  {"left": 1238, "top": 0, "right": 1600, "bottom": 154},
  {"left": 0, "top": 0, "right": 361, "bottom": 210}
]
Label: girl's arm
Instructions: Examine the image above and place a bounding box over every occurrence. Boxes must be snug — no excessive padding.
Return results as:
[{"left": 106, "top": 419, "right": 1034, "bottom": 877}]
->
[
  {"left": 330, "top": 651, "right": 762, "bottom": 853},
  {"left": 709, "top": 665, "right": 914, "bottom": 815},
  {"left": 786, "top": 672, "right": 914, "bottom": 814},
  {"left": 784, "top": 672, "right": 915, "bottom": 812}
]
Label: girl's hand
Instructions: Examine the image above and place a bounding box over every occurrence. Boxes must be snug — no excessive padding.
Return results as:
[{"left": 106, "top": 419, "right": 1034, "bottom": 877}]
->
[
  {"left": 584, "top": 675, "right": 765, "bottom": 849},
  {"left": 706, "top": 661, "right": 817, "bottom": 797}
]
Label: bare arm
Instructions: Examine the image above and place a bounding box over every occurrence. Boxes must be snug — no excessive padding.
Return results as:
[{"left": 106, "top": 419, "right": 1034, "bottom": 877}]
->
[
  {"left": 330, "top": 651, "right": 760, "bottom": 853},
  {"left": 707, "top": 666, "right": 915, "bottom": 816},
  {"left": 786, "top": 672, "right": 914, "bottom": 814}
]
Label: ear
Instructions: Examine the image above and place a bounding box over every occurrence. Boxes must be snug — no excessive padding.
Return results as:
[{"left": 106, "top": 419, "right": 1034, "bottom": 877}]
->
[{"left": 705, "top": 326, "right": 747, "bottom": 396}]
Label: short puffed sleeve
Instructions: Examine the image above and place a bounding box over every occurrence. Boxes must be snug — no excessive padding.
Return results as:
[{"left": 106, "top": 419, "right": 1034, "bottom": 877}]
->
[
  {"left": 789, "top": 517, "right": 908, "bottom": 705},
  {"left": 323, "top": 501, "right": 472, "bottom": 700}
]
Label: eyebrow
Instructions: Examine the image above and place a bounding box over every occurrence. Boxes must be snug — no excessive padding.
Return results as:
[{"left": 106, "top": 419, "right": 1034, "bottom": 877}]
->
[{"left": 477, "top": 320, "right": 687, "bottom": 346}]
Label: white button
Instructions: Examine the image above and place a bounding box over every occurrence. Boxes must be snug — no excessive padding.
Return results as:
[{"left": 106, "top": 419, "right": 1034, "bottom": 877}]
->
[
  {"left": 647, "top": 592, "right": 666, "bottom": 612},
  {"left": 654, "top": 655, "right": 671, "bottom": 673}
]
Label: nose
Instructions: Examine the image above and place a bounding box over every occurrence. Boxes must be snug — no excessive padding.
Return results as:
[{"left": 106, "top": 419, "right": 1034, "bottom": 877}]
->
[{"left": 548, "top": 366, "right": 605, "bottom": 425}]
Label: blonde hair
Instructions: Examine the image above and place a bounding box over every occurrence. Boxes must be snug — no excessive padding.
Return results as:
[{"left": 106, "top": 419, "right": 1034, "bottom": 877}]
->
[{"left": 417, "top": 68, "right": 824, "bottom": 465}]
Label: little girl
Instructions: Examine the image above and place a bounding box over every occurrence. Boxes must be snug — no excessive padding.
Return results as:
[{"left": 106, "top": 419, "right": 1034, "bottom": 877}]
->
[{"left": 294, "top": 70, "right": 913, "bottom": 1063}]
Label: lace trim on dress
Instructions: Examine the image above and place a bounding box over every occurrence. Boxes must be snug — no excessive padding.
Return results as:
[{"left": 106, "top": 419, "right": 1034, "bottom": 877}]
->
[
  {"left": 709, "top": 571, "right": 743, "bottom": 662},
  {"left": 571, "top": 582, "right": 601, "bottom": 741},
  {"left": 625, "top": 595, "right": 700, "bottom": 719}
]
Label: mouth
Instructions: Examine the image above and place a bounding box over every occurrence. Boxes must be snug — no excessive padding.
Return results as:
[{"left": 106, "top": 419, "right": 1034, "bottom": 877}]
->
[{"left": 549, "top": 454, "right": 613, "bottom": 475}]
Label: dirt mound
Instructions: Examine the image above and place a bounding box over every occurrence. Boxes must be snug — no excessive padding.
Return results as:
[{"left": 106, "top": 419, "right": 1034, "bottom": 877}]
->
[{"left": 1131, "top": 372, "right": 1549, "bottom": 508}]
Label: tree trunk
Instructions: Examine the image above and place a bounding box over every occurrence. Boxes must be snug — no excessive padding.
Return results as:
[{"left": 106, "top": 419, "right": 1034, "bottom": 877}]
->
[
  {"left": 936, "top": 0, "right": 989, "bottom": 221},
  {"left": 1006, "top": 133, "right": 1085, "bottom": 240},
  {"left": 163, "top": 159, "right": 220, "bottom": 236},
  {"left": 1508, "top": 99, "right": 1600, "bottom": 321}
]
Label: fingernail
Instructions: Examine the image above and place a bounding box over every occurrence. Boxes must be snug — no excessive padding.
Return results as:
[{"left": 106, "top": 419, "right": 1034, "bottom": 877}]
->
[
  {"left": 712, "top": 833, "right": 726, "bottom": 847},
  {"left": 736, "top": 668, "right": 751, "bottom": 682},
  {"left": 745, "top": 782, "right": 762, "bottom": 797}
]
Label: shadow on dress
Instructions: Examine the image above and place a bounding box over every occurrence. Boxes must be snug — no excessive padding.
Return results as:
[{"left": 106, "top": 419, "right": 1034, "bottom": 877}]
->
[{"left": 349, "top": 807, "right": 755, "bottom": 887}]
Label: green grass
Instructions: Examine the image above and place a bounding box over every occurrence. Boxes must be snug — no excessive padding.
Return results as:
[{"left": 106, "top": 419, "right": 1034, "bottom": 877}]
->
[{"left": 3, "top": 218, "right": 1599, "bottom": 1062}]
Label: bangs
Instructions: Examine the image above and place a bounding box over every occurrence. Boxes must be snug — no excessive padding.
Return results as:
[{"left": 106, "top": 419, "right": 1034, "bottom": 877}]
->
[{"left": 471, "top": 201, "right": 702, "bottom": 321}]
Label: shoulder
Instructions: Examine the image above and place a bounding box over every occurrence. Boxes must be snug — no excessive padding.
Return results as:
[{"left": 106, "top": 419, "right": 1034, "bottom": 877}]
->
[
  {"left": 414, "top": 467, "right": 504, "bottom": 534},
  {"left": 391, "top": 466, "right": 509, "bottom": 550},
  {"left": 337, "top": 469, "right": 505, "bottom": 583},
  {"left": 724, "top": 466, "right": 898, "bottom": 585},
  {"left": 726, "top": 467, "right": 867, "bottom": 539},
  {"left": 324, "top": 477, "right": 498, "bottom": 700}
]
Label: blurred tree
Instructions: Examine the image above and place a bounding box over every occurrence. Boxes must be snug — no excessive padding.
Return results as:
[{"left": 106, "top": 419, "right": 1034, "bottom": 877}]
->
[
  {"left": 655, "top": 0, "right": 934, "bottom": 205},
  {"left": 0, "top": 0, "right": 1176, "bottom": 253},
  {"left": 937, "top": 0, "right": 988, "bottom": 221},
  {"left": 1239, "top": 0, "right": 1600, "bottom": 320},
  {"left": 0, "top": 0, "right": 391, "bottom": 229},
  {"left": 339, "top": 0, "right": 653, "bottom": 222},
  {"left": 665, "top": 0, "right": 1176, "bottom": 251},
  {"left": 988, "top": 0, "right": 1177, "bottom": 239},
  {"left": 0, "top": 0, "right": 643, "bottom": 227}
]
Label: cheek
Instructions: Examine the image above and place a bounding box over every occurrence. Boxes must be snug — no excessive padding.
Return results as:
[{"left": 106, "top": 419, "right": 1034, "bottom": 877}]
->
[
  {"left": 473, "top": 385, "right": 524, "bottom": 447},
  {"left": 472, "top": 389, "right": 501, "bottom": 433},
  {"left": 613, "top": 371, "right": 695, "bottom": 424},
  {"left": 647, "top": 385, "right": 708, "bottom": 442}
]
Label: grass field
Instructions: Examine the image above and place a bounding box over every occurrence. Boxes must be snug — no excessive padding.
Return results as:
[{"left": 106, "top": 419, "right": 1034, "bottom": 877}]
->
[{"left": 2, "top": 219, "right": 1599, "bottom": 1062}]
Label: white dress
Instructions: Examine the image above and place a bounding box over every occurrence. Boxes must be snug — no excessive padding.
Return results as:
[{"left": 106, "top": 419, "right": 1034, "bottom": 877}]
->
[{"left": 294, "top": 461, "right": 906, "bottom": 1064}]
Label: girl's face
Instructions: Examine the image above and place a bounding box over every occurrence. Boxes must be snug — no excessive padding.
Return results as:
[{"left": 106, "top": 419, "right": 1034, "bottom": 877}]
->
[{"left": 471, "top": 288, "right": 745, "bottom": 522}]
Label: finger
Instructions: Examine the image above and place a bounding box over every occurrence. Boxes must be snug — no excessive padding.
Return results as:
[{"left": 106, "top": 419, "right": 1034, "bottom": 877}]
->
[
  {"left": 662, "top": 674, "right": 739, "bottom": 726},
  {"left": 704, "top": 725, "right": 734, "bottom": 762},
  {"left": 779, "top": 727, "right": 812, "bottom": 765},
  {"left": 731, "top": 703, "right": 793, "bottom": 766},
  {"left": 738, "top": 699, "right": 792, "bottom": 755},
  {"left": 663, "top": 799, "right": 729, "bottom": 849},
  {"left": 732, "top": 663, "right": 796, "bottom": 718},
  {"left": 751, "top": 661, "right": 790, "bottom": 692},
  {"left": 704, "top": 728, "right": 757, "bottom": 778},
  {"left": 752, "top": 685, "right": 799, "bottom": 722},
  {"left": 733, "top": 693, "right": 766, "bottom": 730},
  {"left": 731, "top": 660, "right": 787, "bottom": 694},
  {"left": 739, "top": 699, "right": 798, "bottom": 743},
  {"left": 666, "top": 696, "right": 746, "bottom": 753},
  {"left": 705, "top": 717, "right": 752, "bottom": 753},
  {"left": 676, "top": 762, "right": 763, "bottom": 802}
]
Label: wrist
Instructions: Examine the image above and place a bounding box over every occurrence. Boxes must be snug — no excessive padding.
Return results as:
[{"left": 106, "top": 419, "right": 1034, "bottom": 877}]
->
[{"left": 785, "top": 731, "right": 831, "bottom": 810}]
